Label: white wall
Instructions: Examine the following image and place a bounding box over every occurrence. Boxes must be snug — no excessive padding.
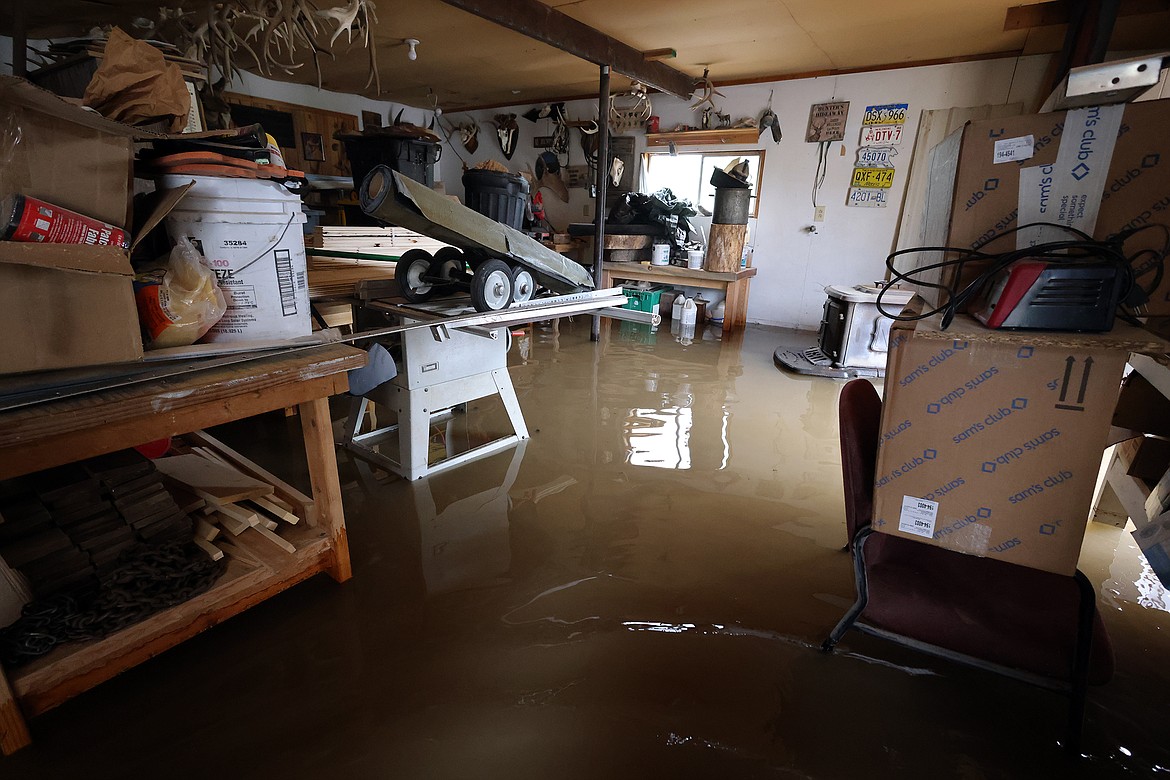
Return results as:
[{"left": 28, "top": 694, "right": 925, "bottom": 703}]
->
[{"left": 440, "top": 55, "right": 1053, "bottom": 330}]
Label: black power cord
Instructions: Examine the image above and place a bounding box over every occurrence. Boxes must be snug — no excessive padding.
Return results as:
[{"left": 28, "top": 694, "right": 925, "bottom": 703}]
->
[{"left": 877, "top": 221, "right": 1170, "bottom": 329}]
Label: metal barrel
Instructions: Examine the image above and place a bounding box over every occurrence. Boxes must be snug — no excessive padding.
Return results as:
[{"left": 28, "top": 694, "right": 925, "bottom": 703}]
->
[{"left": 712, "top": 187, "right": 751, "bottom": 225}]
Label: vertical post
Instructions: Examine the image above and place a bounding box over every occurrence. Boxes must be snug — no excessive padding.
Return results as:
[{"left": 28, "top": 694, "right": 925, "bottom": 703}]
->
[
  {"left": 12, "top": 0, "right": 28, "bottom": 78},
  {"left": 299, "top": 396, "right": 352, "bottom": 583},
  {"left": 591, "top": 64, "right": 611, "bottom": 342}
]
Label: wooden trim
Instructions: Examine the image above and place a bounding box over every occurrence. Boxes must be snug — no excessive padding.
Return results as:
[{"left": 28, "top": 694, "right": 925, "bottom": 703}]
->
[
  {"left": 645, "top": 128, "right": 760, "bottom": 147},
  {"left": 1004, "top": 0, "right": 1167, "bottom": 30}
]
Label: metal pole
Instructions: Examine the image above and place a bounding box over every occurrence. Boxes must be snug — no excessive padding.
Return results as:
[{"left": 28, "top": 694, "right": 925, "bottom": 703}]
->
[
  {"left": 590, "top": 64, "right": 610, "bottom": 342},
  {"left": 12, "top": 0, "right": 28, "bottom": 78}
]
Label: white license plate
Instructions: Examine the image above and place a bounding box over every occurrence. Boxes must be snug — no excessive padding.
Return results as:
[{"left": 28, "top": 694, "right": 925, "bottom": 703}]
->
[
  {"left": 847, "top": 188, "right": 889, "bottom": 208},
  {"left": 860, "top": 124, "right": 904, "bottom": 146}
]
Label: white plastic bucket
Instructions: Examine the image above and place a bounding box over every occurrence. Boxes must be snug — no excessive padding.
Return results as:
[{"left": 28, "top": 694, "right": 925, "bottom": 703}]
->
[{"left": 157, "top": 175, "right": 310, "bottom": 342}]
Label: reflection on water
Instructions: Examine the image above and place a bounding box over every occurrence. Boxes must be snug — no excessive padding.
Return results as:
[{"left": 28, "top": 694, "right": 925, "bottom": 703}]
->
[{"left": 625, "top": 407, "right": 692, "bottom": 469}]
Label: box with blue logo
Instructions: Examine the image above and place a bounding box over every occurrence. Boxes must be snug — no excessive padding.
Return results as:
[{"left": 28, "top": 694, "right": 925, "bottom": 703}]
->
[{"left": 871, "top": 314, "right": 1165, "bottom": 575}]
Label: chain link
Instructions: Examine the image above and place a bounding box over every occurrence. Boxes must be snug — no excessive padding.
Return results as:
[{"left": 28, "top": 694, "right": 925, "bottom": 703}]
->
[{"left": 0, "top": 541, "right": 226, "bottom": 667}]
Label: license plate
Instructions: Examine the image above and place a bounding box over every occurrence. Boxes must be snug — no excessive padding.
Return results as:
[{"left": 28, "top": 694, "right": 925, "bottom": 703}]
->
[
  {"left": 847, "top": 188, "right": 889, "bottom": 208},
  {"left": 856, "top": 147, "right": 898, "bottom": 167},
  {"left": 860, "top": 124, "right": 904, "bottom": 146},
  {"left": 862, "top": 103, "right": 908, "bottom": 125},
  {"left": 851, "top": 167, "right": 895, "bottom": 189}
]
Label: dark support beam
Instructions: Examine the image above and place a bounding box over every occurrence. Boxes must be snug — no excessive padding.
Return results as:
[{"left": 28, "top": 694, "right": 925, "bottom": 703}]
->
[
  {"left": 439, "top": 0, "right": 693, "bottom": 99},
  {"left": 1043, "top": 0, "right": 1120, "bottom": 100},
  {"left": 1004, "top": 0, "right": 1165, "bottom": 30},
  {"left": 591, "top": 65, "right": 610, "bottom": 343},
  {"left": 12, "top": 0, "right": 27, "bottom": 78}
]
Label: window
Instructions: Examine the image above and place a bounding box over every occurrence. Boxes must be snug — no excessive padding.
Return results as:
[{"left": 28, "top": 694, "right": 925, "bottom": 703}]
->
[{"left": 641, "top": 150, "right": 765, "bottom": 219}]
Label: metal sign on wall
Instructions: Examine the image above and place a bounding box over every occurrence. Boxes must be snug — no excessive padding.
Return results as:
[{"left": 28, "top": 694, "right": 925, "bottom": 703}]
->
[
  {"left": 805, "top": 101, "right": 849, "bottom": 142},
  {"left": 848, "top": 102, "right": 909, "bottom": 208}
]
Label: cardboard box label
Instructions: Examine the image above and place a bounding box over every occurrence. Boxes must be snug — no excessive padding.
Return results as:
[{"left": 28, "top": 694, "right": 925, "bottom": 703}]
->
[
  {"left": 899, "top": 495, "right": 938, "bottom": 538},
  {"left": 993, "top": 135, "right": 1034, "bottom": 164}
]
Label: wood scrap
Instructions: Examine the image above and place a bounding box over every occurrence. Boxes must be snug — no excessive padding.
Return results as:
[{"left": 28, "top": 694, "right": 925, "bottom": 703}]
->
[
  {"left": 186, "top": 431, "right": 315, "bottom": 525},
  {"left": 258, "top": 518, "right": 279, "bottom": 532},
  {"left": 194, "top": 518, "right": 221, "bottom": 541},
  {"left": 194, "top": 537, "right": 225, "bottom": 562},
  {"left": 154, "top": 454, "right": 274, "bottom": 504},
  {"left": 215, "top": 503, "right": 259, "bottom": 528},
  {"left": 250, "top": 523, "right": 296, "bottom": 554},
  {"left": 212, "top": 510, "right": 250, "bottom": 537},
  {"left": 249, "top": 496, "right": 300, "bottom": 525}
]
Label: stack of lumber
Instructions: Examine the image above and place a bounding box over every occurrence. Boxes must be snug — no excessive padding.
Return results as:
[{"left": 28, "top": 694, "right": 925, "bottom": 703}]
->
[
  {"left": 155, "top": 432, "right": 314, "bottom": 563},
  {"left": 0, "top": 452, "right": 191, "bottom": 599},
  {"left": 307, "top": 226, "right": 450, "bottom": 255},
  {"left": 308, "top": 255, "right": 397, "bottom": 299},
  {"left": 39, "top": 38, "right": 207, "bottom": 82}
]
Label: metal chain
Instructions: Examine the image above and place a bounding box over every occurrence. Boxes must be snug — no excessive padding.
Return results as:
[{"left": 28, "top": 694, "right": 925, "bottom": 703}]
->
[{"left": 0, "top": 541, "right": 226, "bottom": 667}]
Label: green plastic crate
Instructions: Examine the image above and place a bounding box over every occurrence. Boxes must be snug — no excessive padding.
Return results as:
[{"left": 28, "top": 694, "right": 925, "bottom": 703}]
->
[{"left": 622, "top": 284, "right": 670, "bottom": 313}]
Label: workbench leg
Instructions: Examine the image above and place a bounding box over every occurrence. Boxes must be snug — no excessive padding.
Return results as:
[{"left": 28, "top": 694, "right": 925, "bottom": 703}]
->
[
  {"left": 299, "top": 396, "right": 352, "bottom": 583},
  {"left": 0, "top": 668, "right": 32, "bottom": 755},
  {"left": 723, "top": 281, "right": 741, "bottom": 335}
]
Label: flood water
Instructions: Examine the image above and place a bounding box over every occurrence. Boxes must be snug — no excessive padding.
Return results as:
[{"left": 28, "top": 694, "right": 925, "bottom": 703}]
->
[{"left": 4, "top": 317, "right": 1169, "bottom": 779}]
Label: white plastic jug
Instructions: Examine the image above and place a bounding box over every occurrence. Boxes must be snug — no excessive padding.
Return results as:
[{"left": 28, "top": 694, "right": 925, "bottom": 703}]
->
[
  {"left": 672, "top": 294, "right": 685, "bottom": 321},
  {"left": 680, "top": 297, "right": 697, "bottom": 326}
]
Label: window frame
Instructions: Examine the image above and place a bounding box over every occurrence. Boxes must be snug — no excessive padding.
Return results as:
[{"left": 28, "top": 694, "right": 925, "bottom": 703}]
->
[{"left": 640, "top": 148, "right": 766, "bottom": 220}]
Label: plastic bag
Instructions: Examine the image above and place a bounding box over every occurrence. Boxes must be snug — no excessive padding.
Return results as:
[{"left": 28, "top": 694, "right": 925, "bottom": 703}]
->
[{"left": 133, "top": 237, "right": 227, "bottom": 349}]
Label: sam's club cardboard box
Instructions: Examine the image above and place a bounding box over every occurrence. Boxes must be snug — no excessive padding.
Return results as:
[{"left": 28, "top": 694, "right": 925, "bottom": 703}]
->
[
  {"left": 872, "top": 314, "right": 1166, "bottom": 575},
  {"left": 914, "top": 98, "right": 1170, "bottom": 313}
]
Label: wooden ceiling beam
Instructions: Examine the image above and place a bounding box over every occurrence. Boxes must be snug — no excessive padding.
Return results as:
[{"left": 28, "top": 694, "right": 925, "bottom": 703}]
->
[
  {"left": 1005, "top": 0, "right": 1169, "bottom": 30},
  {"left": 438, "top": 0, "right": 694, "bottom": 99}
]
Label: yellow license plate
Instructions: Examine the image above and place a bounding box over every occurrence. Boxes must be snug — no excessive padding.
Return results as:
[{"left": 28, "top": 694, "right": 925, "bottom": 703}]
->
[{"left": 851, "top": 167, "right": 895, "bottom": 189}]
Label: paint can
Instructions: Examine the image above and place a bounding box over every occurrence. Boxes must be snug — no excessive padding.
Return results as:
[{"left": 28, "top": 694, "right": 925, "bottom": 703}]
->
[
  {"left": 1, "top": 194, "right": 129, "bottom": 248},
  {"left": 687, "top": 250, "right": 704, "bottom": 270},
  {"left": 651, "top": 242, "right": 670, "bottom": 266}
]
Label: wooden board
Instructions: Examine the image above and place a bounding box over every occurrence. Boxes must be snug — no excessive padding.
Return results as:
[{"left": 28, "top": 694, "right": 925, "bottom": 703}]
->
[
  {"left": 187, "top": 431, "right": 317, "bottom": 526},
  {"left": 154, "top": 455, "right": 274, "bottom": 504}
]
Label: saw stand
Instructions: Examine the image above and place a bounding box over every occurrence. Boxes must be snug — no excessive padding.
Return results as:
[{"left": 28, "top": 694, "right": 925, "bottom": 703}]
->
[{"left": 342, "top": 305, "right": 529, "bottom": 480}]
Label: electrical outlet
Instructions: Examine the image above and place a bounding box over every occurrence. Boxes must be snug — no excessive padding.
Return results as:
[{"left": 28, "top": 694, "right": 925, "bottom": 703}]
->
[{"left": 814, "top": 206, "right": 826, "bottom": 222}]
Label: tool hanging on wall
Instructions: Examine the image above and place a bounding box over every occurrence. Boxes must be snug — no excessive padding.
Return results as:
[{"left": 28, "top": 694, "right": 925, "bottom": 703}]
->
[
  {"left": 579, "top": 120, "right": 601, "bottom": 173},
  {"left": 759, "top": 90, "right": 782, "bottom": 143},
  {"left": 493, "top": 114, "right": 519, "bottom": 159}
]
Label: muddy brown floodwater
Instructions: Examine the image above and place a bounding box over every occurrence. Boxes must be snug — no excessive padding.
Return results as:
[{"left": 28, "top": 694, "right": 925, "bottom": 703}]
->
[{"left": 3, "top": 318, "right": 1168, "bottom": 779}]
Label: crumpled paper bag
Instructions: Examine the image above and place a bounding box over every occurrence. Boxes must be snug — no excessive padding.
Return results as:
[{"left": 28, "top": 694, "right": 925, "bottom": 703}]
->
[{"left": 83, "top": 27, "right": 190, "bottom": 131}]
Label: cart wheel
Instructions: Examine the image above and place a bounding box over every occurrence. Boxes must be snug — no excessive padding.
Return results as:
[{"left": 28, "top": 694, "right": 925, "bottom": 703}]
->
[
  {"left": 511, "top": 266, "right": 536, "bottom": 303},
  {"left": 430, "top": 247, "right": 465, "bottom": 288},
  {"left": 396, "top": 249, "right": 436, "bottom": 302},
  {"left": 471, "top": 259, "right": 514, "bottom": 312}
]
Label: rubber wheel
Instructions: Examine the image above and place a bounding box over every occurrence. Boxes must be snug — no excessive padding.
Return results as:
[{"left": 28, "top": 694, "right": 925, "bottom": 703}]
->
[
  {"left": 430, "top": 247, "right": 465, "bottom": 289},
  {"left": 471, "top": 259, "right": 514, "bottom": 312},
  {"left": 511, "top": 266, "right": 536, "bottom": 303},
  {"left": 396, "top": 249, "right": 435, "bottom": 302}
]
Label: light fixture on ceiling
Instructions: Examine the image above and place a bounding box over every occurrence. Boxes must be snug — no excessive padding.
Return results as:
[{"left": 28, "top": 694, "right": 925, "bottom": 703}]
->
[{"left": 404, "top": 38, "right": 420, "bottom": 61}]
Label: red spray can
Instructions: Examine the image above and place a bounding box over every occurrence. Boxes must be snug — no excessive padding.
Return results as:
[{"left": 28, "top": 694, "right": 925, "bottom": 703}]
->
[{"left": 1, "top": 194, "right": 130, "bottom": 249}]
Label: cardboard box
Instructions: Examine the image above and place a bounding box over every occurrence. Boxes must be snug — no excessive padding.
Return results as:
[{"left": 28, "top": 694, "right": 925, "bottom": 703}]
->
[
  {"left": 0, "top": 76, "right": 144, "bottom": 374},
  {"left": 916, "top": 98, "right": 1170, "bottom": 313},
  {"left": 872, "top": 314, "right": 1166, "bottom": 575},
  {"left": 1134, "top": 512, "right": 1170, "bottom": 590}
]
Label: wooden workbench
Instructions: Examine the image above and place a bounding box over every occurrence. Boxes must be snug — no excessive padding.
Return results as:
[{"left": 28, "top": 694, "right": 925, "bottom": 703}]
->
[
  {"left": 601, "top": 262, "right": 758, "bottom": 333},
  {"left": 0, "top": 343, "right": 366, "bottom": 753}
]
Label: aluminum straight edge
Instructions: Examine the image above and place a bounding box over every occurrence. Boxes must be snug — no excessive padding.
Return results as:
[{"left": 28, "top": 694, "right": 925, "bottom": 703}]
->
[{"left": 349, "top": 293, "right": 628, "bottom": 342}]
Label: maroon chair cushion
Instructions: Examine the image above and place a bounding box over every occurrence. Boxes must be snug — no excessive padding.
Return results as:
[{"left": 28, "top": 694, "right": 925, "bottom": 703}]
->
[
  {"left": 839, "top": 380, "right": 881, "bottom": 543},
  {"left": 862, "top": 533, "right": 1114, "bottom": 684}
]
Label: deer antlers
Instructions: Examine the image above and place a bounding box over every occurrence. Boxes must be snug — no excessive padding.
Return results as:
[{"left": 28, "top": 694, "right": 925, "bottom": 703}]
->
[{"left": 157, "top": 0, "right": 380, "bottom": 93}]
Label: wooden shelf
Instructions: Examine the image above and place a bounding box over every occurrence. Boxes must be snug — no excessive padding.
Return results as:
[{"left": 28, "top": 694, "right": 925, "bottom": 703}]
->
[
  {"left": 12, "top": 525, "right": 334, "bottom": 718},
  {"left": 0, "top": 344, "right": 364, "bottom": 753},
  {"left": 645, "top": 128, "right": 760, "bottom": 147}
]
